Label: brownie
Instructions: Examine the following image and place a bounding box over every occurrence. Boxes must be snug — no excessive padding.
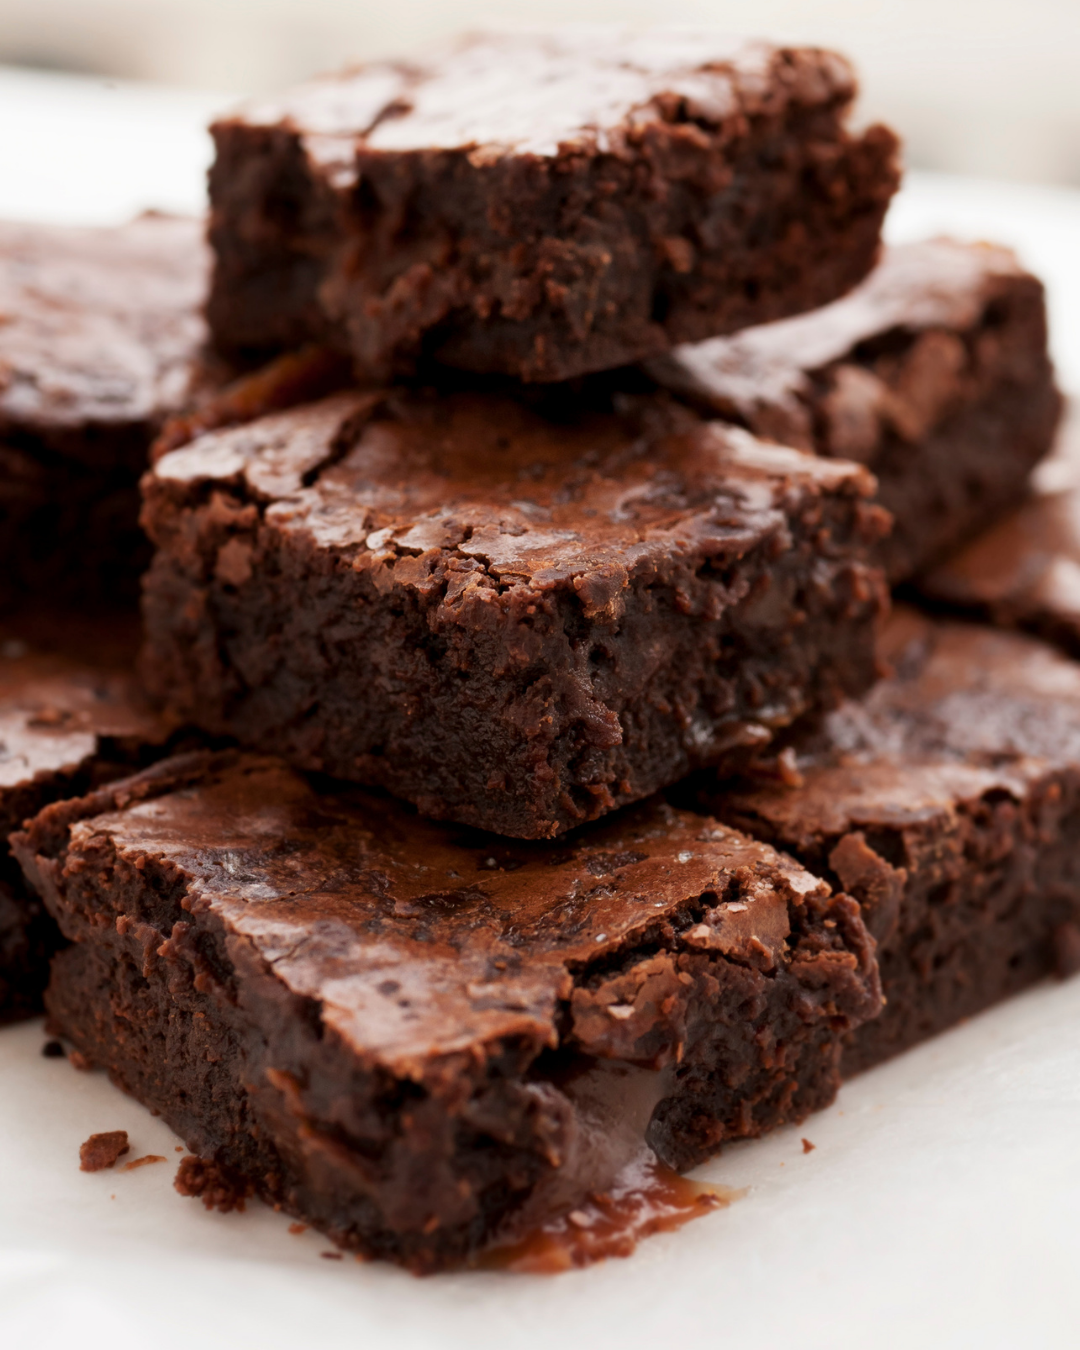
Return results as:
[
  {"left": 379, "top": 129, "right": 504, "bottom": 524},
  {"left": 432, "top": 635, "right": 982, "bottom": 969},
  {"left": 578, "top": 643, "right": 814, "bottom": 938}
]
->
[
  {"left": 14, "top": 749, "right": 880, "bottom": 1271},
  {"left": 0, "top": 613, "right": 174, "bottom": 1023},
  {"left": 920, "top": 403, "right": 1080, "bottom": 654},
  {"left": 140, "top": 388, "right": 889, "bottom": 840},
  {"left": 0, "top": 213, "right": 209, "bottom": 606},
  {"left": 207, "top": 31, "right": 900, "bottom": 383},
  {"left": 696, "top": 608, "right": 1080, "bottom": 1073},
  {"left": 645, "top": 240, "right": 1062, "bottom": 581}
]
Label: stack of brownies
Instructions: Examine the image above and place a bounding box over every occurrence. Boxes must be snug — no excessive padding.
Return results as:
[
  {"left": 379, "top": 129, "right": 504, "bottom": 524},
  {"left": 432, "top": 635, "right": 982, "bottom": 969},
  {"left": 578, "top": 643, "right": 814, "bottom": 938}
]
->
[{"left": 2, "top": 31, "right": 1077, "bottom": 1272}]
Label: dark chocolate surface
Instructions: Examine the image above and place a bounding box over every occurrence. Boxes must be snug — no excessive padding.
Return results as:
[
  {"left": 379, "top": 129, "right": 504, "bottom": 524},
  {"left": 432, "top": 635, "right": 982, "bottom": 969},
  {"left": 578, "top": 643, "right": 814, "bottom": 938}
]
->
[
  {"left": 0, "top": 214, "right": 210, "bottom": 606},
  {"left": 140, "top": 388, "right": 888, "bottom": 838},
  {"left": 0, "top": 613, "right": 172, "bottom": 1022},
  {"left": 647, "top": 239, "right": 1061, "bottom": 579},
  {"left": 19, "top": 749, "right": 879, "bottom": 1269},
  {"left": 208, "top": 30, "right": 899, "bottom": 381},
  {"left": 920, "top": 403, "right": 1080, "bottom": 653},
  {"left": 701, "top": 608, "right": 1080, "bottom": 1070}
]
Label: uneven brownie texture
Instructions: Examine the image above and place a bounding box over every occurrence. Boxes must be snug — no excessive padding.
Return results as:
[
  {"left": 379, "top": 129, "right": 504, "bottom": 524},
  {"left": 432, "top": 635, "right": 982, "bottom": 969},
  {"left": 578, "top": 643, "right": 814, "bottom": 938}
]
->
[
  {"left": 0, "top": 614, "right": 173, "bottom": 1021},
  {"left": 140, "top": 389, "right": 888, "bottom": 839},
  {"left": 17, "top": 750, "right": 879, "bottom": 1270},
  {"left": 698, "top": 608, "right": 1080, "bottom": 1072},
  {"left": 920, "top": 403, "right": 1080, "bottom": 655},
  {"left": 207, "top": 31, "right": 899, "bottom": 383},
  {"left": 646, "top": 240, "right": 1061, "bottom": 581},
  {"left": 0, "top": 214, "right": 209, "bottom": 605}
]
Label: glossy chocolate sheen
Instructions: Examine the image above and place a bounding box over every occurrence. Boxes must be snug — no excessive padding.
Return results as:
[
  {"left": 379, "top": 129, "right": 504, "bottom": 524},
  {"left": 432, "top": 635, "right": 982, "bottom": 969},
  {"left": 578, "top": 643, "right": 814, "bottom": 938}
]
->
[
  {"left": 647, "top": 240, "right": 1062, "bottom": 580},
  {"left": 0, "top": 214, "right": 209, "bottom": 449},
  {"left": 0, "top": 214, "right": 211, "bottom": 605},
  {"left": 140, "top": 388, "right": 888, "bottom": 838},
  {"left": 207, "top": 30, "right": 899, "bottom": 381},
  {"left": 703, "top": 607, "right": 1080, "bottom": 1070},
  {"left": 0, "top": 612, "right": 173, "bottom": 1023},
  {"left": 18, "top": 749, "right": 880, "bottom": 1269},
  {"left": 920, "top": 403, "right": 1080, "bottom": 653}
]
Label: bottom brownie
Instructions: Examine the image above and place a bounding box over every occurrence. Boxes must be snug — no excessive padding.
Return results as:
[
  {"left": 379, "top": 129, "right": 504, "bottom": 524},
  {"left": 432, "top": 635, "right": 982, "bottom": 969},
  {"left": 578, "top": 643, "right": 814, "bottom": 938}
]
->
[
  {"left": 0, "top": 611, "right": 174, "bottom": 1022},
  {"left": 17, "top": 750, "right": 879, "bottom": 1270},
  {"left": 698, "top": 608, "right": 1080, "bottom": 1073}
]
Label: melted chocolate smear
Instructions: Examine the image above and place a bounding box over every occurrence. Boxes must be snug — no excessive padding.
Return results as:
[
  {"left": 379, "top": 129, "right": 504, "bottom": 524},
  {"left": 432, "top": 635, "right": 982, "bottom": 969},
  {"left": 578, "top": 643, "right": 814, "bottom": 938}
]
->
[{"left": 478, "top": 1150, "right": 744, "bottom": 1274}]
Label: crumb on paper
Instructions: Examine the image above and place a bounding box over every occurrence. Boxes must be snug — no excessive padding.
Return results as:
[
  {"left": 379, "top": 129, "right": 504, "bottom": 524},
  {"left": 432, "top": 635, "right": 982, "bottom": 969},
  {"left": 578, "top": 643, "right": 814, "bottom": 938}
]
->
[
  {"left": 68, "top": 1050, "right": 93, "bottom": 1072},
  {"left": 289, "top": 1223, "right": 308, "bottom": 1236},
  {"left": 320, "top": 1251, "right": 343, "bottom": 1261},
  {"left": 42, "top": 1040, "right": 65, "bottom": 1059},
  {"left": 79, "top": 1131, "right": 129, "bottom": 1172},
  {"left": 801, "top": 1138, "right": 816, "bottom": 1154},
  {"left": 123, "top": 1154, "right": 167, "bottom": 1171},
  {"left": 175, "top": 1145, "right": 184, "bottom": 1152}
]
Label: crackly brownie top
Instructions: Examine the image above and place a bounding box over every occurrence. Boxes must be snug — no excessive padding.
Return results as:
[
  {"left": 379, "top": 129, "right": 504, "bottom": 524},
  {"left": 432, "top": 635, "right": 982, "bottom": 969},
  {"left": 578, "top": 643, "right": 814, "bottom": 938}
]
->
[
  {"left": 921, "top": 404, "right": 1080, "bottom": 630},
  {"left": 151, "top": 389, "right": 877, "bottom": 604},
  {"left": 0, "top": 615, "right": 166, "bottom": 799},
  {"left": 46, "top": 751, "right": 839, "bottom": 1073},
  {"left": 721, "top": 606, "right": 1080, "bottom": 839},
  {"left": 228, "top": 30, "right": 856, "bottom": 164},
  {"left": 0, "top": 214, "right": 208, "bottom": 438},
  {"left": 646, "top": 240, "right": 1033, "bottom": 456}
]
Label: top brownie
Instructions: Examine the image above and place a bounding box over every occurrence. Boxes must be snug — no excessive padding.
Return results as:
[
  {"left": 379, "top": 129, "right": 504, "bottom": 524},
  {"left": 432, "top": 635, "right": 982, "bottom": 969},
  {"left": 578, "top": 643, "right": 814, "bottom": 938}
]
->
[
  {"left": 207, "top": 30, "right": 900, "bottom": 382},
  {"left": 140, "top": 388, "right": 888, "bottom": 839},
  {"left": 645, "top": 240, "right": 1062, "bottom": 580},
  {"left": 0, "top": 214, "right": 210, "bottom": 604}
]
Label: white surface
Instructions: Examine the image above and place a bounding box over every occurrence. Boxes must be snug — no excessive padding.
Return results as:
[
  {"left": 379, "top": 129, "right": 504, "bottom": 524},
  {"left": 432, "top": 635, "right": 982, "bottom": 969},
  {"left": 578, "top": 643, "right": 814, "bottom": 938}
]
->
[{"left": 2, "top": 70, "right": 1080, "bottom": 1350}]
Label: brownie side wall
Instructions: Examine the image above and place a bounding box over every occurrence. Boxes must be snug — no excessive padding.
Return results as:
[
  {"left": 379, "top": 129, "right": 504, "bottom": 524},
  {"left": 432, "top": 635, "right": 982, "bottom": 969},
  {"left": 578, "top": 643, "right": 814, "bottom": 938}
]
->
[
  {"left": 716, "top": 771, "right": 1080, "bottom": 1073},
  {"left": 0, "top": 441, "right": 150, "bottom": 610},
  {"left": 207, "top": 99, "right": 898, "bottom": 381},
  {"left": 140, "top": 480, "right": 887, "bottom": 838},
  {"left": 206, "top": 123, "right": 340, "bottom": 360},
  {"left": 845, "top": 271, "right": 1060, "bottom": 580}
]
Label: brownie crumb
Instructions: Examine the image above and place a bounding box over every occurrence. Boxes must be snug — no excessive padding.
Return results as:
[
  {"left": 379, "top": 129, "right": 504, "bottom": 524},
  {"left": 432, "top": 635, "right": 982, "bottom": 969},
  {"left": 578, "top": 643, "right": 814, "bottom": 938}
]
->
[
  {"left": 42, "top": 1040, "right": 65, "bottom": 1058},
  {"left": 123, "top": 1154, "right": 166, "bottom": 1171},
  {"left": 175, "top": 1154, "right": 253, "bottom": 1213},
  {"left": 288, "top": 1223, "right": 308, "bottom": 1236},
  {"left": 320, "top": 1251, "right": 343, "bottom": 1261},
  {"left": 79, "top": 1130, "right": 129, "bottom": 1172},
  {"left": 68, "top": 1050, "right": 93, "bottom": 1072},
  {"left": 1052, "top": 922, "right": 1080, "bottom": 979},
  {"left": 801, "top": 1138, "right": 816, "bottom": 1154}
]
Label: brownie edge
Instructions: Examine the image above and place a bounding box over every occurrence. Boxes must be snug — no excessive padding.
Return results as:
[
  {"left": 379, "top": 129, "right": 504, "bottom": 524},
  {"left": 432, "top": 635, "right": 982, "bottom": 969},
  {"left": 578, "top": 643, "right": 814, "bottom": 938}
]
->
[
  {"left": 207, "top": 31, "right": 900, "bottom": 382},
  {"left": 139, "top": 390, "right": 890, "bottom": 838},
  {"left": 17, "top": 749, "right": 881, "bottom": 1270}
]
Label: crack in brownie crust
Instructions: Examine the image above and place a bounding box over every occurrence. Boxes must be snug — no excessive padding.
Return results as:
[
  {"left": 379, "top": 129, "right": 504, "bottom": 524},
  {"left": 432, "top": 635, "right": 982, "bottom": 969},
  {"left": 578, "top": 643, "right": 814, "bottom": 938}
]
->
[
  {"left": 646, "top": 240, "right": 1062, "bottom": 581},
  {"left": 15, "top": 749, "right": 879, "bottom": 1271},
  {"left": 140, "top": 389, "right": 889, "bottom": 838},
  {"left": 697, "top": 607, "right": 1080, "bottom": 1072},
  {"left": 207, "top": 31, "right": 899, "bottom": 382}
]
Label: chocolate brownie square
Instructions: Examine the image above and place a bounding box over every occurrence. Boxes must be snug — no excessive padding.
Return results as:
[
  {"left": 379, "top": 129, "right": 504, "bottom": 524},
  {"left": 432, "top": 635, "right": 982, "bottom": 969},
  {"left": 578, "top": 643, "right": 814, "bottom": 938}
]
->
[
  {"left": 920, "top": 403, "right": 1080, "bottom": 653},
  {"left": 0, "top": 213, "right": 209, "bottom": 606},
  {"left": 0, "top": 613, "right": 173, "bottom": 1022},
  {"left": 207, "top": 31, "right": 900, "bottom": 383},
  {"left": 697, "top": 607, "right": 1080, "bottom": 1073},
  {"left": 15, "top": 749, "right": 880, "bottom": 1270},
  {"left": 646, "top": 240, "right": 1062, "bottom": 580},
  {"left": 140, "top": 389, "right": 889, "bottom": 839}
]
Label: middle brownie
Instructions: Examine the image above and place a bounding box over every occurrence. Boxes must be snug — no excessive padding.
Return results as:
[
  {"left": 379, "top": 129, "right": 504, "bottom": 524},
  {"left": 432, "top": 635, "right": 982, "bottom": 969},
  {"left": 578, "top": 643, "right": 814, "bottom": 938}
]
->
[{"left": 140, "top": 389, "right": 888, "bottom": 839}]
